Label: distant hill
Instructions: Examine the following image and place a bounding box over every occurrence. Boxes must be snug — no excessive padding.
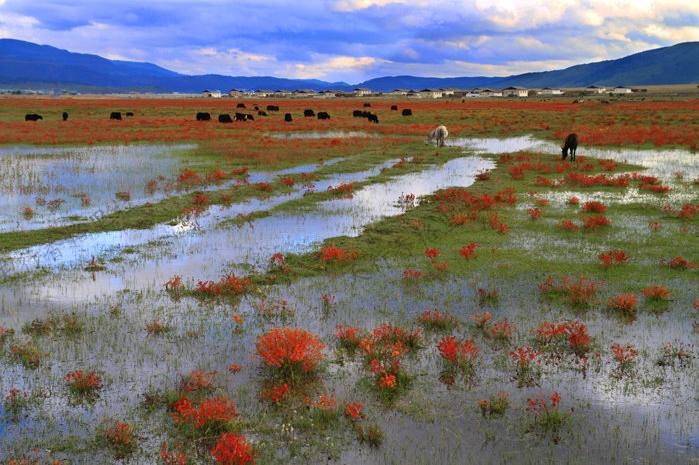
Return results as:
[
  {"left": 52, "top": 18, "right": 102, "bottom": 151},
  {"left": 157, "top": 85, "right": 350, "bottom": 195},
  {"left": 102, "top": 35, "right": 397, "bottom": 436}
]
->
[{"left": 1, "top": 38, "right": 698, "bottom": 93}]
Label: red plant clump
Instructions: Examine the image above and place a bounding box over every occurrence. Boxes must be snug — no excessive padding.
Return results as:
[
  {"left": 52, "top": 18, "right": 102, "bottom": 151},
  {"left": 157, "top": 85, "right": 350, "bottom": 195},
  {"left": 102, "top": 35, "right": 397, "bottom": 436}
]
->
[
  {"left": 567, "top": 196, "right": 580, "bottom": 205},
  {"left": 194, "top": 274, "right": 252, "bottom": 297},
  {"left": 320, "top": 245, "right": 359, "bottom": 263},
  {"left": 527, "top": 207, "right": 542, "bottom": 220},
  {"left": 336, "top": 324, "right": 365, "bottom": 353},
  {"left": 343, "top": 402, "right": 364, "bottom": 420},
  {"left": 279, "top": 176, "right": 295, "bottom": 187},
  {"left": 416, "top": 309, "right": 458, "bottom": 331},
  {"left": 437, "top": 336, "right": 479, "bottom": 368},
  {"left": 583, "top": 215, "right": 611, "bottom": 230},
  {"left": 425, "top": 248, "right": 440, "bottom": 259},
  {"left": 469, "top": 311, "right": 492, "bottom": 329},
  {"left": 180, "top": 369, "right": 217, "bottom": 393},
  {"left": 261, "top": 383, "right": 290, "bottom": 403},
  {"left": 538, "top": 275, "right": 600, "bottom": 308},
  {"left": 160, "top": 442, "right": 188, "bottom": 465},
  {"left": 172, "top": 396, "right": 238, "bottom": 433},
  {"left": 677, "top": 203, "right": 697, "bottom": 220},
  {"left": 559, "top": 219, "right": 580, "bottom": 231},
  {"left": 489, "top": 319, "right": 515, "bottom": 341},
  {"left": 582, "top": 201, "right": 607, "bottom": 213},
  {"left": 565, "top": 172, "right": 629, "bottom": 188},
  {"left": 165, "top": 274, "right": 183, "bottom": 292},
  {"left": 607, "top": 293, "right": 638, "bottom": 315},
  {"left": 610, "top": 343, "right": 639, "bottom": 364},
  {"left": 64, "top": 370, "right": 102, "bottom": 395},
  {"left": 256, "top": 327, "right": 326, "bottom": 376},
  {"left": 210, "top": 432, "right": 255, "bottom": 465},
  {"left": 459, "top": 242, "right": 477, "bottom": 259},
  {"left": 178, "top": 168, "right": 201, "bottom": 185},
  {"left": 328, "top": 182, "right": 354, "bottom": 196},
  {"left": 598, "top": 249, "right": 629, "bottom": 268},
  {"left": 510, "top": 346, "right": 541, "bottom": 369},
  {"left": 642, "top": 285, "right": 671, "bottom": 301},
  {"left": 661, "top": 256, "right": 697, "bottom": 270}
]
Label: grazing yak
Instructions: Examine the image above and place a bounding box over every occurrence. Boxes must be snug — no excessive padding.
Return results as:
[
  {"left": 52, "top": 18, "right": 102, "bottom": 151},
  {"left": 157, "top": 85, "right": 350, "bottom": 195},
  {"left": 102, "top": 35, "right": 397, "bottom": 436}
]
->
[
  {"left": 317, "top": 112, "right": 330, "bottom": 120},
  {"left": 367, "top": 113, "right": 379, "bottom": 123},
  {"left": 25, "top": 113, "right": 42, "bottom": 121},
  {"left": 401, "top": 108, "right": 412, "bottom": 116},
  {"left": 363, "top": 102, "right": 371, "bottom": 107},
  {"left": 62, "top": 112, "right": 69, "bottom": 121},
  {"left": 218, "top": 113, "right": 233, "bottom": 123},
  {"left": 236, "top": 103, "right": 246, "bottom": 108},
  {"left": 267, "top": 105, "right": 280, "bottom": 112},
  {"left": 304, "top": 109, "right": 315, "bottom": 117},
  {"left": 390, "top": 105, "right": 398, "bottom": 111},
  {"left": 427, "top": 125, "right": 448, "bottom": 147},
  {"left": 561, "top": 133, "right": 578, "bottom": 161},
  {"left": 196, "top": 112, "right": 211, "bottom": 121},
  {"left": 284, "top": 113, "right": 293, "bottom": 122},
  {"left": 258, "top": 110, "right": 268, "bottom": 116},
  {"left": 110, "top": 112, "right": 122, "bottom": 120},
  {"left": 125, "top": 112, "right": 134, "bottom": 117}
]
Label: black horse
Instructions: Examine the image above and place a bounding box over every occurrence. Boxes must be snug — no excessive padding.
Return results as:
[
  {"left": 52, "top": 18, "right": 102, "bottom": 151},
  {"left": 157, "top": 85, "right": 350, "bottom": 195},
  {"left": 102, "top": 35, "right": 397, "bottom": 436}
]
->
[{"left": 562, "top": 133, "right": 578, "bottom": 161}]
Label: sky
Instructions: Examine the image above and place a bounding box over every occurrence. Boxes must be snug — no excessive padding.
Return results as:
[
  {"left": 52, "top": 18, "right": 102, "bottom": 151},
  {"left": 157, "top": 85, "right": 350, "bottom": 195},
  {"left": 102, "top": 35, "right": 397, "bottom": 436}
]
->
[{"left": 1, "top": 0, "right": 698, "bottom": 84}]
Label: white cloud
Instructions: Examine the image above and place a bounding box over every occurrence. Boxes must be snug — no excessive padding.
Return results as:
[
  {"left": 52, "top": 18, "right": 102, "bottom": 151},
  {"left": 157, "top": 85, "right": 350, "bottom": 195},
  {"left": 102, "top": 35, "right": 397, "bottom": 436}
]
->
[
  {"left": 286, "top": 55, "right": 383, "bottom": 80},
  {"left": 333, "top": 0, "right": 420, "bottom": 12}
]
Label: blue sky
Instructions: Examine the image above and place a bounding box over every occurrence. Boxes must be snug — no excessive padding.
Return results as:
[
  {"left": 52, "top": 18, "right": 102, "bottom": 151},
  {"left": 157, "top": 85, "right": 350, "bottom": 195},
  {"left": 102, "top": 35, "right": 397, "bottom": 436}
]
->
[{"left": 1, "top": 0, "right": 698, "bottom": 83}]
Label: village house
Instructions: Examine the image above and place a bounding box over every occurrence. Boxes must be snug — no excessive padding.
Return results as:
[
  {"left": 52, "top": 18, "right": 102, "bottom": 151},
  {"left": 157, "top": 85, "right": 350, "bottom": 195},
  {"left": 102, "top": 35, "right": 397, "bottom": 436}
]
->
[
  {"left": 203, "top": 89, "right": 222, "bottom": 98},
  {"left": 585, "top": 85, "right": 607, "bottom": 94},
  {"left": 611, "top": 86, "right": 632, "bottom": 94},
  {"left": 353, "top": 88, "right": 371, "bottom": 97},
  {"left": 502, "top": 86, "right": 528, "bottom": 97},
  {"left": 537, "top": 87, "right": 564, "bottom": 95}
]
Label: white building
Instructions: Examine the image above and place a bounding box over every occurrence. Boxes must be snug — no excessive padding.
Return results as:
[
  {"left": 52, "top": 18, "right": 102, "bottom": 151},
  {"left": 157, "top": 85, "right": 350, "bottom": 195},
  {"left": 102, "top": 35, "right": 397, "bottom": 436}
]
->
[
  {"left": 537, "top": 87, "right": 564, "bottom": 95},
  {"left": 204, "top": 90, "right": 223, "bottom": 98},
  {"left": 611, "top": 86, "right": 632, "bottom": 94},
  {"left": 502, "top": 86, "right": 528, "bottom": 97}
]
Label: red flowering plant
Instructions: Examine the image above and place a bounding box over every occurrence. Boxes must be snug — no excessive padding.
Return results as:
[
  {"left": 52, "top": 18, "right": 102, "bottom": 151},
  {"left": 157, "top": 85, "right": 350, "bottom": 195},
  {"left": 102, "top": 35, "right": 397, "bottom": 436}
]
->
[
  {"left": 64, "top": 370, "right": 103, "bottom": 398},
  {"left": 459, "top": 242, "right": 477, "bottom": 259},
  {"left": 525, "top": 392, "right": 569, "bottom": 440},
  {"left": 607, "top": 293, "right": 638, "bottom": 317},
  {"left": 172, "top": 395, "right": 238, "bottom": 438},
  {"left": 210, "top": 432, "right": 256, "bottom": 465},
  {"left": 191, "top": 273, "right": 252, "bottom": 299},
  {"left": 437, "top": 336, "right": 479, "bottom": 380},
  {"left": 661, "top": 256, "right": 697, "bottom": 270},
  {"left": 534, "top": 320, "right": 592, "bottom": 358},
  {"left": 610, "top": 343, "right": 640, "bottom": 378},
  {"left": 469, "top": 311, "right": 492, "bottom": 330},
  {"left": 488, "top": 319, "right": 515, "bottom": 344},
  {"left": 95, "top": 419, "right": 137, "bottom": 459},
  {"left": 598, "top": 250, "right": 629, "bottom": 268},
  {"left": 416, "top": 309, "right": 459, "bottom": 332},
  {"left": 538, "top": 275, "right": 600, "bottom": 308},
  {"left": 160, "top": 441, "right": 189, "bottom": 465},
  {"left": 335, "top": 324, "right": 366, "bottom": 355},
  {"left": 256, "top": 327, "right": 326, "bottom": 383},
  {"left": 642, "top": 286, "right": 671, "bottom": 311},
  {"left": 343, "top": 402, "right": 364, "bottom": 421},
  {"left": 510, "top": 346, "right": 542, "bottom": 387}
]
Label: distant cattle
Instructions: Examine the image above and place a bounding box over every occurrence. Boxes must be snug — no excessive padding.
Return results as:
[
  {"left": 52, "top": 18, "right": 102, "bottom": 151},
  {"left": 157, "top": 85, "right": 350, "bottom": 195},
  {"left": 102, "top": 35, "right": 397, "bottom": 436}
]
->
[
  {"left": 367, "top": 113, "right": 379, "bottom": 123},
  {"left": 110, "top": 112, "right": 122, "bottom": 120},
  {"left": 284, "top": 113, "right": 293, "bottom": 122},
  {"left": 267, "top": 105, "right": 280, "bottom": 112},
  {"left": 218, "top": 113, "right": 233, "bottom": 123},
  {"left": 62, "top": 112, "right": 69, "bottom": 121},
  {"left": 352, "top": 110, "right": 365, "bottom": 118},
  {"left": 427, "top": 125, "right": 448, "bottom": 147},
  {"left": 25, "top": 113, "right": 42, "bottom": 121},
  {"left": 236, "top": 103, "right": 246, "bottom": 108},
  {"left": 401, "top": 109, "right": 412, "bottom": 116},
  {"left": 561, "top": 133, "right": 578, "bottom": 161},
  {"left": 196, "top": 112, "right": 211, "bottom": 121},
  {"left": 258, "top": 110, "right": 267, "bottom": 116},
  {"left": 253, "top": 105, "right": 259, "bottom": 111},
  {"left": 390, "top": 105, "right": 398, "bottom": 111},
  {"left": 245, "top": 113, "right": 254, "bottom": 121},
  {"left": 235, "top": 112, "right": 247, "bottom": 121},
  {"left": 363, "top": 102, "right": 371, "bottom": 107},
  {"left": 125, "top": 112, "right": 134, "bottom": 117},
  {"left": 304, "top": 109, "right": 315, "bottom": 117},
  {"left": 317, "top": 112, "right": 330, "bottom": 120}
]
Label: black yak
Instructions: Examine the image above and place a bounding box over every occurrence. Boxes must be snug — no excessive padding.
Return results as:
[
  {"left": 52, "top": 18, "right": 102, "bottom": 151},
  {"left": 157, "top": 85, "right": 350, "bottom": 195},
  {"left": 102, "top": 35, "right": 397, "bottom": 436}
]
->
[
  {"left": 317, "top": 112, "right": 330, "bottom": 120},
  {"left": 109, "top": 112, "right": 122, "bottom": 120},
  {"left": 304, "top": 109, "right": 315, "bottom": 117},
  {"left": 401, "top": 109, "right": 412, "bottom": 116},
  {"left": 196, "top": 112, "right": 211, "bottom": 121},
  {"left": 390, "top": 105, "right": 398, "bottom": 111},
  {"left": 218, "top": 113, "right": 233, "bottom": 123},
  {"left": 284, "top": 113, "right": 293, "bottom": 122},
  {"left": 25, "top": 113, "right": 42, "bottom": 121},
  {"left": 62, "top": 112, "right": 69, "bottom": 121},
  {"left": 562, "top": 133, "right": 578, "bottom": 161},
  {"left": 267, "top": 105, "right": 280, "bottom": 112}
]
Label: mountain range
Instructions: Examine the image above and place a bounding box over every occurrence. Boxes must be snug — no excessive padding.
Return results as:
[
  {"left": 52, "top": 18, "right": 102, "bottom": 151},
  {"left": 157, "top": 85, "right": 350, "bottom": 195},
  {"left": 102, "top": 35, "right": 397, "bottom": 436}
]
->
[{"left": 1, "top": 38, "right": 698, "bottom": 93}]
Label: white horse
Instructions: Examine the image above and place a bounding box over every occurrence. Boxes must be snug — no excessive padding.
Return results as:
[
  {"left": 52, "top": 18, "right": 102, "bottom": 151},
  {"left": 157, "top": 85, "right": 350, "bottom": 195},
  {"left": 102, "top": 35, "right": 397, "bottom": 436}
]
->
[{"left": 427, "top": 125, "right": 448, "bottom": 147}]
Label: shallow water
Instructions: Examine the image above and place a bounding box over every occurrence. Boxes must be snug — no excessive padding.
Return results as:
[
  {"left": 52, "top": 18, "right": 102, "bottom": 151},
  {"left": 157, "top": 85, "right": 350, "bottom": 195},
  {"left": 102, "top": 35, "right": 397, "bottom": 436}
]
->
[
  {"left": 270, "top": 131, "right": 375, "bottom": 139},
  {"left": 0, "top": 144, "right": 196, "bottom": 232}
]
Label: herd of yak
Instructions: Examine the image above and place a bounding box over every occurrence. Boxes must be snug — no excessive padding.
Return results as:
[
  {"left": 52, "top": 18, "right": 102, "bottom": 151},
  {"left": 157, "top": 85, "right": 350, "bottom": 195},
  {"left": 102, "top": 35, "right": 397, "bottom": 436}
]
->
[{"left": 22, "top": 104, "right": 578, "bottom": 157}]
